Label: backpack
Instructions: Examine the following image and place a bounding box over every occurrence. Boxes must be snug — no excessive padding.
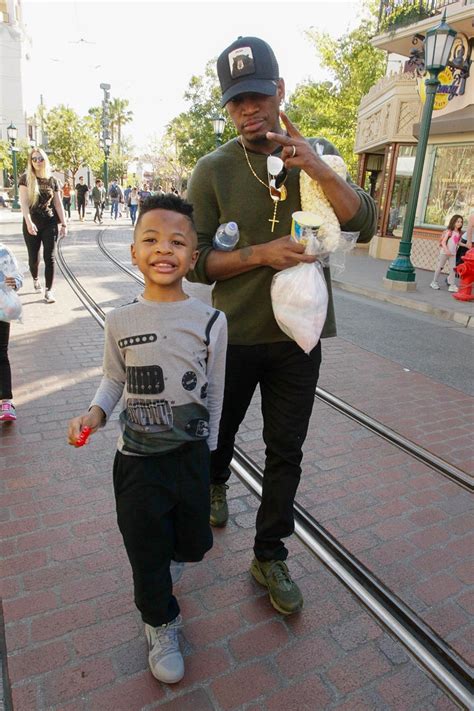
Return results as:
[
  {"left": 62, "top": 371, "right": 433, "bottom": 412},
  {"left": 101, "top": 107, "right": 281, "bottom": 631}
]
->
[{"left": 110, "top": 185, "right": 119, "bottom": 198}]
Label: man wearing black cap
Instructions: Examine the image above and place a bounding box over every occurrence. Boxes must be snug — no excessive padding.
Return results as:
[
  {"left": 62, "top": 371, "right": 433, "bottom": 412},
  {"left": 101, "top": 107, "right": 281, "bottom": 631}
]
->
[{"left": 187, "top": 36, "right": 376, "bottom": 615}]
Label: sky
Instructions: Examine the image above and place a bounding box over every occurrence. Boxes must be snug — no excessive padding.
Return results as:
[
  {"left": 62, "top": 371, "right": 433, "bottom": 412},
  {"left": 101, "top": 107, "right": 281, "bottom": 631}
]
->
[{"left": 21, "top": 0, "right": 366, "bottom": 153}]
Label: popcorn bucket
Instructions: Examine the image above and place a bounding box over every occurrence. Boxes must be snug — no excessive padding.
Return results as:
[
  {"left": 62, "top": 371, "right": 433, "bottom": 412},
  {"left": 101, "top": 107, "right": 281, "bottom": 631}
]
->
[{"left": 291, "top": 211, "right": 322, "bottom": 246}]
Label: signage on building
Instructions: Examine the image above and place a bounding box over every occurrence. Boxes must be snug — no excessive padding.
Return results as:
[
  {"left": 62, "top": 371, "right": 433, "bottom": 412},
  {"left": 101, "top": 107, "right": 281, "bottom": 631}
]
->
[{"left": 417, "top": 33, "right": 472, "bottom": 110}]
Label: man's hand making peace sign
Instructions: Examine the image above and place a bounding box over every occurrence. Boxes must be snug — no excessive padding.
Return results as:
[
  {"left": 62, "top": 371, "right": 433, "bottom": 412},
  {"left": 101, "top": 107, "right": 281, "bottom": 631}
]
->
[{"left": 267, "top": 112, "right": 361, "bottom": 227}]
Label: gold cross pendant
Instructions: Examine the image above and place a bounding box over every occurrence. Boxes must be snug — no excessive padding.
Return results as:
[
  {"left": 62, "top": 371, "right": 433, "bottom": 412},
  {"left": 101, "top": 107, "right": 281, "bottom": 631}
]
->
[{"left": 269, "top": 201, "right": 279, "bottom": 232}]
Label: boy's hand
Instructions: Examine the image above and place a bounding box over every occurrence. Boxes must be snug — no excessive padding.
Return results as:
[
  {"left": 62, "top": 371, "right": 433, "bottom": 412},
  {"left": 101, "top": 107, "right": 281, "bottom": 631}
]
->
[{"left": 68, "top": 406, "right": 105, "bottom": 447}]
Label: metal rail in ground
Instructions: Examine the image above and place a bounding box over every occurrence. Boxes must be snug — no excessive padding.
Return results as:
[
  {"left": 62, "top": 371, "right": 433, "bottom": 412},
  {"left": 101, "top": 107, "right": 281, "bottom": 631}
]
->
[
  {"left": 233, "top": 449, "right": 473, "bottom": 710},
  {"left": 61, "top": 234, "right": 473, "bottom": 709}
]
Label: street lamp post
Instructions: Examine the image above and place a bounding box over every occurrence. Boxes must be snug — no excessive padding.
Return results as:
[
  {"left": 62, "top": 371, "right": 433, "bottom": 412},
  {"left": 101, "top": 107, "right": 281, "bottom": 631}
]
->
[
  {"left": 385, "top": 11, "right": 456, "bottom": 289},
  {"left": 103, "top": 136, "right": 111, "bottom": 197},
  {"left": 211, "top": 115, "right": 226, "bottom": 148},
  {"left": 100, "top": 83, "right": 111, "bottom": 204},
  {"left": 7, "top": 122, "right": 20, "bottom": 211}
]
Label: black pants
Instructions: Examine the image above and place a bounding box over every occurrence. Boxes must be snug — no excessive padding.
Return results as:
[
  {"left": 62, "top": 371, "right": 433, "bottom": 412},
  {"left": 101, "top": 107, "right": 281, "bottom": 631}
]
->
[
  {"left": 62, "top": 197, "right": 71, "bottom": 218},
  {"left": 0, "top": 320, "right": 12, "bottom": 400},
  {"left": 93, "top": 202, "right": 102, "bottom": 222},
  {"left": 456, "top": 244, "right": 469, "bottom": 268},
  {"left": 77, "top": 198, "right": 86, "bottom": 218},
  {"left": 113, "top": 440, "right": 212, "bottom": 627},
  {"left": 23, "top": 220, "right": 57, "bottom": 290},
  {"left": 211, "top": 341, "right": 322, "bottom": 562}
]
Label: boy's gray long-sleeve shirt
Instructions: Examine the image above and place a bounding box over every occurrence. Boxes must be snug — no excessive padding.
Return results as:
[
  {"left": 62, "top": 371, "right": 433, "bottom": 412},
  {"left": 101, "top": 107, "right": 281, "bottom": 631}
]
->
[{"left": 90, "top": 295, "right": 227, "bottom": 455}]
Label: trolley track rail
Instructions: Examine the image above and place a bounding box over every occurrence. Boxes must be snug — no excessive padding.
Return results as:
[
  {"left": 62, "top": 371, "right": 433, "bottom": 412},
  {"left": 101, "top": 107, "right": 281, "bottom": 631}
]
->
[{"left": 57, "top": 233, "right": 474, "bottom": 707}]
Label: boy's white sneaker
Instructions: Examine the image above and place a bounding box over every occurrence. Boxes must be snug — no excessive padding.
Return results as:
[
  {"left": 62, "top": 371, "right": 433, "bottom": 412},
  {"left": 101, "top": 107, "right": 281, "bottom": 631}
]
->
[
  {"left": 448, "top": 285, "right": 458, "bottom": 293},
  {"left": 145, "top": 614, "right": 183, "bottom": 683},
  {"left": 44, "top": 289, "right": 56, "bottom": 303},
  {"left": 430, "top": 281, "right": 440, "bottom": 290}
]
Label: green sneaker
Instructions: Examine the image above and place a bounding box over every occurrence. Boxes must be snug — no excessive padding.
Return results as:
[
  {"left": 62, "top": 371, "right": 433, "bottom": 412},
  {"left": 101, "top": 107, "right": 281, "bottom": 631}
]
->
[
  {"left": 250, "top": 558, "right": 303, "bottom": 615},
  {"left": 210, "top": 483, "right": 229, "bottom": 527}
]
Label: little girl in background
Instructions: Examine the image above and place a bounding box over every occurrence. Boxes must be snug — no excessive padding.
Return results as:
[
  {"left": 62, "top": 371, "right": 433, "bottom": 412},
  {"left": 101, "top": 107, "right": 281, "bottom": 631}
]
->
[
  {"left": 430, "top": 214, "right": 463, "bottom": 293},
  {"left": 0, "top": 243, "right": 23, "bottom": 422}
]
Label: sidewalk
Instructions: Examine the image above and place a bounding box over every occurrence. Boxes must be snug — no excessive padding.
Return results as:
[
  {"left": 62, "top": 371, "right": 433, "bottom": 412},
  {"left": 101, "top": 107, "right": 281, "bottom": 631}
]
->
[{"left": 334, "top": 246, "right": 473, "bottom": 327}]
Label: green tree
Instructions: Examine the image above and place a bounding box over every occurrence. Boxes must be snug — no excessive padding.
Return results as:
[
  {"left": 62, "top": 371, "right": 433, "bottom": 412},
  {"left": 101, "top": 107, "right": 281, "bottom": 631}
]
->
[
  {"left": 86, "top": 106, "right": 103, "bottom": 141},
  {"left": 109, "top": 98, "right": 133, "bottom": 155},
  {"left": 45, "top": 105, "right": 103, "bottom": 184},
  {"left": 165, "top": 61, "right": 237, "bottom": 173},
  {"left": 0, "top": 140, "right": 12, "bottom": 175},
  {"left": 287, "top": 9, "right": 386, "bottom": 175}
]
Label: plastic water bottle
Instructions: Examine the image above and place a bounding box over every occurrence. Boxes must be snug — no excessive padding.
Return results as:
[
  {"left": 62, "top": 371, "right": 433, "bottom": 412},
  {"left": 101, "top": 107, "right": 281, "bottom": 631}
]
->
[{"left": 213, "top": 222, "right": 239, "bottom": 251}]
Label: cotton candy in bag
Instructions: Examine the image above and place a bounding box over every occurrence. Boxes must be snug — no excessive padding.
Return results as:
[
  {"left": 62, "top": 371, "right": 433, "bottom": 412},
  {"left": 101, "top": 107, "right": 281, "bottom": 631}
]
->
[{"left": 271, "top": 233, "right": 328, "bottom": 354}]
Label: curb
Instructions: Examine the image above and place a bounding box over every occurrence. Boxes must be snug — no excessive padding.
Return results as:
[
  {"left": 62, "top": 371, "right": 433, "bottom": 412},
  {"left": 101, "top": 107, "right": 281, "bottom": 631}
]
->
[{"left": 332, "top": 279, "right": 473, "bottom": 328}]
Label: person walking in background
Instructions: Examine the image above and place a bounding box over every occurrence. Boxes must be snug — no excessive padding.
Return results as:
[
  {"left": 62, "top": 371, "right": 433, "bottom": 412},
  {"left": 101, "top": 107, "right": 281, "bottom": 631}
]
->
[
  {"left": 0, "top": 243, "right": 23, "bottom": 422},
  {"left": 187, "top": 35, "right": 377, "bottom": 616},
  {"left": 109, "top": 180, "right": 122, "bottom": 219},
  {"left": 62, "top": 180, "right": 72, "bottom": 220},
  {"left": 68, "top": 193, "right": 227, "bottom": 684},
  {"left": 128, "top": 186, "right": 139, "bottom": 226},
  {"left": 18, "top": 148, "right": 67, "bottom": 304},
  {"left": 75, "top": 176, "right": 89, "bottom": 222},
  {"left": 430, "top": 214, "right": 463, "bottom": 293},
  {"left": 138, "top": 183, "right": 152, "bottom": 208},
  {"left": 92, "top": 179, "right": 106, "bottom": 224},
  {"left": 123, "top": 185, "right": 132, "bottom": 217}
]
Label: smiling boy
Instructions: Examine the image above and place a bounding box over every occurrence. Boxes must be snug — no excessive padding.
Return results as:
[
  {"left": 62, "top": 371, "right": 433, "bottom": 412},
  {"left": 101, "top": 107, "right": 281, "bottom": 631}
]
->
[{"left": 68, "top": 193, "right": 227, "bottom": 683}]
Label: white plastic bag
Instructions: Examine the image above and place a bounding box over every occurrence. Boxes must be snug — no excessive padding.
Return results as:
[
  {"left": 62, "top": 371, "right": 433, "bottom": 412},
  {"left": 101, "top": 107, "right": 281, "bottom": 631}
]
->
[
  {"left": 0, "top": 283, "right": 22, "bottom": 322},
  {"left": 271, "top": 234, "right": 328, "bottom": 354}
]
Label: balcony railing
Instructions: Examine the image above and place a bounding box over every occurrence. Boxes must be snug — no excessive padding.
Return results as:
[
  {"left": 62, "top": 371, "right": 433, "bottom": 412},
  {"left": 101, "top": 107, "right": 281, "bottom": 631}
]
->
[{"left": 377, "top": 0, "right": 458, "bottom": 33}]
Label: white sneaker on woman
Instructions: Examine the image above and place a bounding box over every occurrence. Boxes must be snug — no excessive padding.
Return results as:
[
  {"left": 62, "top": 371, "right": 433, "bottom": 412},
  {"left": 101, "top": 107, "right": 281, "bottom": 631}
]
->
[
  {"left": 430, "top": 282, "right": 440, "bottom": 290},
  {"left": 448, "top": 285, "right": 458, "bottom": 293},
  {"left": 145, "top": 615, "right": 183, "bottom": 683},
  {"left": 33, "top": 278, "right": 42, "bottom": 292},
  {"left": 44, "top": 289, "right": 56, "bottom": 303}
]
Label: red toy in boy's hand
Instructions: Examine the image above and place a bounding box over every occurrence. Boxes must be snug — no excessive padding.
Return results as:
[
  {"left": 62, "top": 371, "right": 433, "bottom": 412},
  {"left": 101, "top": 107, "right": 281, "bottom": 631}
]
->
[{"left": 75, "top": 426, "right": 92, "bottom": 447}]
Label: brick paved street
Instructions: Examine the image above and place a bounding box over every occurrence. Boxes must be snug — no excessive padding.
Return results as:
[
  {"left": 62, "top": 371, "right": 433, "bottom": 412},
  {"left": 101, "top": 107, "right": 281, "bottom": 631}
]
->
[{"left": 0, "top": 221, "right": 471, "bottom": 709}]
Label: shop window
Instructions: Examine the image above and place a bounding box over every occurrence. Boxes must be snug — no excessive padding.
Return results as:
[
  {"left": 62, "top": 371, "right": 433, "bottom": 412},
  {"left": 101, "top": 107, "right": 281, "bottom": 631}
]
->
[
  {"left": 424, "top": 144, "right": 474, "bottom": 226},
  {"left": 387, "top": 145, "right": 416, "bottom": 236}
]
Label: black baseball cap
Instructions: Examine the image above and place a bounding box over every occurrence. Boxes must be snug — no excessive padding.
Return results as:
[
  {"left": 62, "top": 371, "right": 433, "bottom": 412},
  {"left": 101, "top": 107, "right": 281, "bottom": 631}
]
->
[{"left": 217, "top": 36, "right": 279, "bottom": 107}]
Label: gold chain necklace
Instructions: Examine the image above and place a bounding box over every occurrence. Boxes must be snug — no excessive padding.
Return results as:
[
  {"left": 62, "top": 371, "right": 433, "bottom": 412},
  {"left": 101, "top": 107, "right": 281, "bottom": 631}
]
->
[{"left": 241, "top": 140, "right": 287, "bottom": 233}]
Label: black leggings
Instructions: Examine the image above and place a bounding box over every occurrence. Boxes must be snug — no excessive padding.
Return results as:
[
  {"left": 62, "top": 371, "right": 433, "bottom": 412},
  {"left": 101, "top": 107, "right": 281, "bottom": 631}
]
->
[
  {"left": 62, "top": 197, "right": 71, "bottom": 218},
  {"left": 23, "top": 220, "right": 58, "bottom": 290},
  {"left": 0, "top": 320, "right": 12, "bottom": 400}
]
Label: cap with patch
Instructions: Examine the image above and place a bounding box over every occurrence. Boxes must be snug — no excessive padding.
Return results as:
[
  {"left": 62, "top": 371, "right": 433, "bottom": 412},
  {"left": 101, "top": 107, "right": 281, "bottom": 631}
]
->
[{"left": 217, "top": 36, "right": 279, "bottom": 107}]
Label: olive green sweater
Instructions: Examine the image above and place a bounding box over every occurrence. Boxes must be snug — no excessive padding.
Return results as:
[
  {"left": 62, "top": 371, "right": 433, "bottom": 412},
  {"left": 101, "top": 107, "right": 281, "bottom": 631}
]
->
[{"left": 187, "top": 137, "right": 376, "bottom": 345}]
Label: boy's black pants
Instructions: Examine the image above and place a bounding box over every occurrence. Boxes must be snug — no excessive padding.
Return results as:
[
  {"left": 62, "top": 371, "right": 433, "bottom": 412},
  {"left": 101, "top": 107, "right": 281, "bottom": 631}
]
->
[
  {"left": 211, "top": 340, "right": 321, "bottom": 563},
  {"left": 113, "top": 440, "right": 212, "bottom": 627}
]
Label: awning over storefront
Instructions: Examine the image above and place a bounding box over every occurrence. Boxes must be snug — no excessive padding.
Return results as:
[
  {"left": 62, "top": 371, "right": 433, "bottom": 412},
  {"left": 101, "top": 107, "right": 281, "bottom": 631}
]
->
[{"left": 413, "top": 105, "right": 474, "bottom": 138}]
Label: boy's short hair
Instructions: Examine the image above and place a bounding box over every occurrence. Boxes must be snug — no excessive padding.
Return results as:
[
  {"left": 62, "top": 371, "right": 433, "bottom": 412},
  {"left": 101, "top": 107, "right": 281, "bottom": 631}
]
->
[{"left": 134, "top": 193, "right": 197, "bottom": 236}]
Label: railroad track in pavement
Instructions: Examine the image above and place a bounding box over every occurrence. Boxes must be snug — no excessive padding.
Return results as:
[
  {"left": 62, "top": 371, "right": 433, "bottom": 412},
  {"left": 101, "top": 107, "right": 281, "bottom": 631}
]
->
[{"left": 56, "top": 232, "right": 473, "bottom": 709}]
